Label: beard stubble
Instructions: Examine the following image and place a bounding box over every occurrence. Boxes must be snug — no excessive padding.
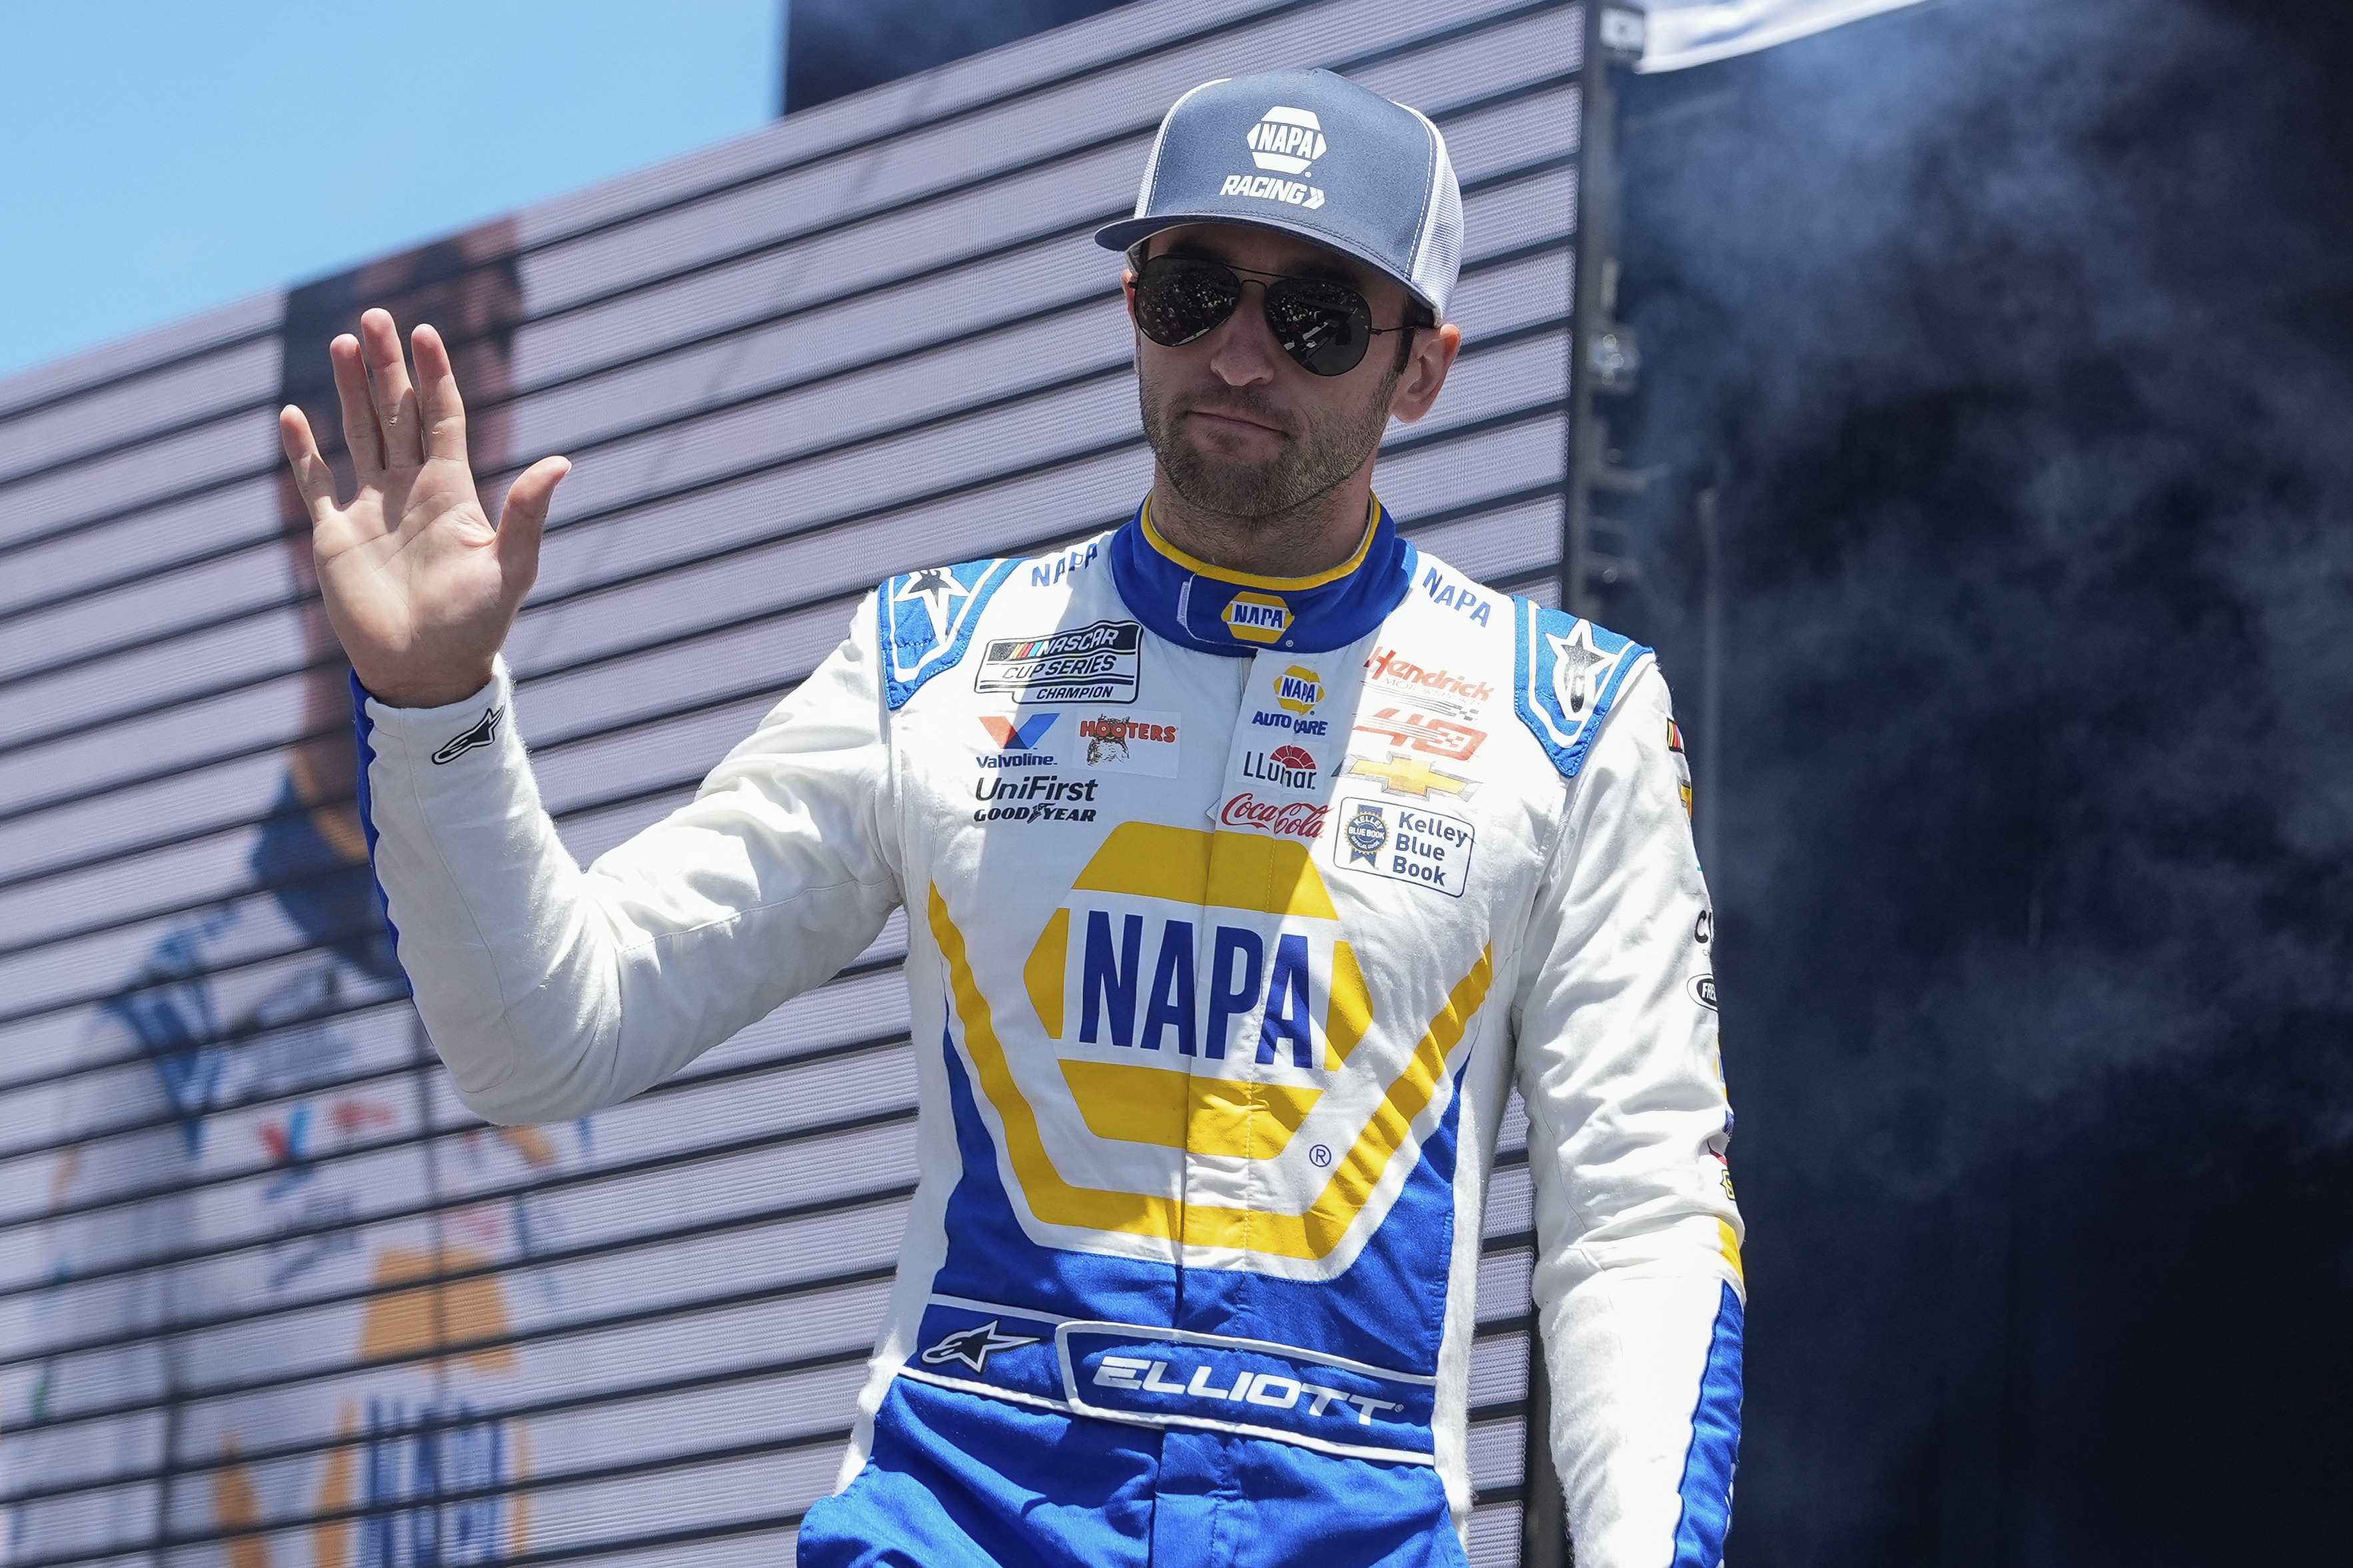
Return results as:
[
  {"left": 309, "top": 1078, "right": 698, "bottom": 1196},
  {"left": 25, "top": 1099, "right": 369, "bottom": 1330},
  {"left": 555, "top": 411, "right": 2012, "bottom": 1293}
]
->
[{"left": 1138, "top": 363, "right": 1401, "bottom": 520}]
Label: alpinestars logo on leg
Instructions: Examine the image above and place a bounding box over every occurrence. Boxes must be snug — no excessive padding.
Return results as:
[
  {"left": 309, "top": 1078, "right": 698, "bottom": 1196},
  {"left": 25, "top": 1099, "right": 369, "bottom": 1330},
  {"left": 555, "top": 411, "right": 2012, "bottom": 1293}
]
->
[{"left": 920, "top": 1320, "right": 1041, "bottom": 1374}]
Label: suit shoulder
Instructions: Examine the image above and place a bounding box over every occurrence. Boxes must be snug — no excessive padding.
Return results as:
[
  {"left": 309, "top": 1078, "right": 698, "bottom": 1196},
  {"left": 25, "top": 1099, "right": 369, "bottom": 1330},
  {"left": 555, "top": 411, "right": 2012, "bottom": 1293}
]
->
[
  {"left": 1506, "top": 596, "right": 1654, "bottom": 778},
  {"left": 874, "top": 534, "right": 1118, "bottom": 710}
]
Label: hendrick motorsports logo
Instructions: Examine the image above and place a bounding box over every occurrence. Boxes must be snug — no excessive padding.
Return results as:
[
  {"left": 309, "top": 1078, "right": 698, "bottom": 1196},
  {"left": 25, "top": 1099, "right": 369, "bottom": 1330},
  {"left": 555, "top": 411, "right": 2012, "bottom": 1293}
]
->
[{"left": 974, "top": 619, "right": 1142, "bottom": 704}]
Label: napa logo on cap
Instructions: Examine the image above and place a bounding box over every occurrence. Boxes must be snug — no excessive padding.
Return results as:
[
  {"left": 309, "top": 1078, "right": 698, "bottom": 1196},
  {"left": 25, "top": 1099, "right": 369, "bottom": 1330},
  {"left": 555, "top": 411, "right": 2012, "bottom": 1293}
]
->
[
  {"left": 1222, "top": 591, "right": 1295, "bottom": 645},
  {"left": 1247, "top": 106, "right": 1326, "bottom": 175}
]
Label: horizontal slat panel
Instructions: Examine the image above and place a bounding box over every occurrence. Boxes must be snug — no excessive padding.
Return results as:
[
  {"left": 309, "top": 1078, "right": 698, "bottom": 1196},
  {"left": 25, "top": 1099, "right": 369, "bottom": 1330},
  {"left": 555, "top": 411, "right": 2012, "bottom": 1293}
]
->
[{"left": 0, "top": 4, "right": 1582, "bottom": 1566}]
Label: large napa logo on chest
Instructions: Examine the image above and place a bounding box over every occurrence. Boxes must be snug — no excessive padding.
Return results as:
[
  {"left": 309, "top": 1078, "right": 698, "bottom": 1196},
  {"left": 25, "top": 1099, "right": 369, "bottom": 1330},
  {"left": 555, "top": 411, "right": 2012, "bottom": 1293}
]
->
[
  {"left": 925, "top": 826, "right": 1497, "bottom": 1266},
  {"left": 1030, "top": 825, "right": 1362, "bottom": 1159}
]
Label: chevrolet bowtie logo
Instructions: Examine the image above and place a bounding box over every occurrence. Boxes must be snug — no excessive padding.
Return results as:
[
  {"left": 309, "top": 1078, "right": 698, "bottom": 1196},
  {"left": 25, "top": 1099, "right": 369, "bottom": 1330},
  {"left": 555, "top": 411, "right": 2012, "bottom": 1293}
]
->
[
  {"left": 920, "top": 1320, "right": 1041, "bottom": 1374},
  {"left": 1346, "top": 752, "right": 1474, "bottom": 799}
]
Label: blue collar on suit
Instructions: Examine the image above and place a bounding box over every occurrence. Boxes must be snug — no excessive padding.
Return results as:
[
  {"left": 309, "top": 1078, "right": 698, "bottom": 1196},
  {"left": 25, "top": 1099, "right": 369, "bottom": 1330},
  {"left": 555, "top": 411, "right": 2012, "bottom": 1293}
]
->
[{"left": 1109, "top": 496, "right": 1416, "bottom": 658}]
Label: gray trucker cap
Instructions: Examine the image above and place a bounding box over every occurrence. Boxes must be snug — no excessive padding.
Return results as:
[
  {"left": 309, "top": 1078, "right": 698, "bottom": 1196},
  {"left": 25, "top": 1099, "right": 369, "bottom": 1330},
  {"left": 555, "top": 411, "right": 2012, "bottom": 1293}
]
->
[{"left": 1095, "top": 68, "right": 1465, "bottom": 320}]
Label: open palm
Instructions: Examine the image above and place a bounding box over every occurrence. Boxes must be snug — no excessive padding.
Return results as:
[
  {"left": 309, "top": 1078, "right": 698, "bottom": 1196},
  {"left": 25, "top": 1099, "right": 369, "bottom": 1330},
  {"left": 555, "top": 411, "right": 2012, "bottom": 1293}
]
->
[{"left": 280, "top": 308, "right": 569, "bottom": 708}]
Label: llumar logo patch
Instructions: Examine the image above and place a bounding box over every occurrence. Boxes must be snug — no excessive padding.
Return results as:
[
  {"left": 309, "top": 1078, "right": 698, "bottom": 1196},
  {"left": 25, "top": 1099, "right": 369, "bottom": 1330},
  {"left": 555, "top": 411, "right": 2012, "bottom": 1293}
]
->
[{"left": 974, "top": 620, "right": 1142, "bottom": 704}]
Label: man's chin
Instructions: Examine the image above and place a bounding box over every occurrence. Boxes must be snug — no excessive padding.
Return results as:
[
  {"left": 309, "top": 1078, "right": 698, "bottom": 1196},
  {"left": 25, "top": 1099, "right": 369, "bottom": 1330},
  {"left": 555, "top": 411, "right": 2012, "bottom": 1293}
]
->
[{"left": 1164, "top": 456, "right": 1305, "bottom": 519}]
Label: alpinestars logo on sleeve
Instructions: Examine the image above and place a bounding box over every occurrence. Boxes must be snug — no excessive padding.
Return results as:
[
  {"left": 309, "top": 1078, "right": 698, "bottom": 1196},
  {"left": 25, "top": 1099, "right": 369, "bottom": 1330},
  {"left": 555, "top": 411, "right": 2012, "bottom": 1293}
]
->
[
  {"left": 920, "top": 1320, "right": 1042, "bottom": 1374},
  {"left": 431, "top": 707, "right": 503, "bottom": 764}
]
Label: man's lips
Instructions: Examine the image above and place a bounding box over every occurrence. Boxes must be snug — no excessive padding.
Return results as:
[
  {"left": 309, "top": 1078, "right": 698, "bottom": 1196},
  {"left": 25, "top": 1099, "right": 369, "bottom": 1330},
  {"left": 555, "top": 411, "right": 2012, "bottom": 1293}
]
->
[{"left": 1183, "top": 405, "right": 1289, "bottom": 438}]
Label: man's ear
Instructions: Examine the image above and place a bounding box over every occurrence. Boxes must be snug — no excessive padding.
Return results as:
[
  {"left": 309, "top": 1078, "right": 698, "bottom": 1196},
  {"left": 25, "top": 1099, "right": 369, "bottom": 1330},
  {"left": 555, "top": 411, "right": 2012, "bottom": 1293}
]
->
[{"left": 1388, "top": 322, "right": 1464, "bottom": 424}]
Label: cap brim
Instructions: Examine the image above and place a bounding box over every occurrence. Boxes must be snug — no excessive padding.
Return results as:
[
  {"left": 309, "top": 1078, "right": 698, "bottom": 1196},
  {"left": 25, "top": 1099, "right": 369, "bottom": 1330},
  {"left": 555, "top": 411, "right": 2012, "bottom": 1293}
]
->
[{"left": 1093, "top": 212, "right": 1439, "bottom": 316}]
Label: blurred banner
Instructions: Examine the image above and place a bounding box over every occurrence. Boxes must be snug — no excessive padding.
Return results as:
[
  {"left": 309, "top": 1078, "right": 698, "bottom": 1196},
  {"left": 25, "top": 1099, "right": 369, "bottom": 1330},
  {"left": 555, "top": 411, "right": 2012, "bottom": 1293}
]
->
[
  {"left": 1637, "top": 0, "right": 1930, "bottom": 71},
  {"left": 0, "top": 1, "right": 1599, "bottom": 1562}
]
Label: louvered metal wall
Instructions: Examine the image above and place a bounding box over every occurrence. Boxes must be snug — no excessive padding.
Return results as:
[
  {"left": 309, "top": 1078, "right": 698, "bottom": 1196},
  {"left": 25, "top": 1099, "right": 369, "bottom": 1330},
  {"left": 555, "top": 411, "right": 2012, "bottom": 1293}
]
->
[{"left": 0, "top": 1, "right": 1584, "bottom": 1561}]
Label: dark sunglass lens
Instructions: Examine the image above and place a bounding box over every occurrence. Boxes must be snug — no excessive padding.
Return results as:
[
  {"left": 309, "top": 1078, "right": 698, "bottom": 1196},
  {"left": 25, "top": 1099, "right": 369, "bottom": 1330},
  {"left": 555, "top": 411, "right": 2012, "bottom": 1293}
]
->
[
  {"left": 1136, "top": 258, "right": 1241, "bottom": 347},
  {"left": 1266, "top": 278, "right": 1371, "bottom": 376}
]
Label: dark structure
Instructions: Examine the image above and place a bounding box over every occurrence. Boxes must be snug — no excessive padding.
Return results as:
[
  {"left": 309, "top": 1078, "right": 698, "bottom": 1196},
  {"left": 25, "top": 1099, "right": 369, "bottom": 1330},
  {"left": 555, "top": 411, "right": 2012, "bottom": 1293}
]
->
[
  {"left": 1581, "top": 1, "right": 2353, "bottom": 1562},
  {"left": 784, "top": 0, "right": 1134, "bottom": 113}
]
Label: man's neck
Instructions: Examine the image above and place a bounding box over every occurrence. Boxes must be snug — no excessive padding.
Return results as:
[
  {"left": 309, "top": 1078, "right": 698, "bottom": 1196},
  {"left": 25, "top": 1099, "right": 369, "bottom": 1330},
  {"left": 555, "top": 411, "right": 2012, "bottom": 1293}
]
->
[{"left": 1145, "top": 467, "right": 1377, "bottom": 580}]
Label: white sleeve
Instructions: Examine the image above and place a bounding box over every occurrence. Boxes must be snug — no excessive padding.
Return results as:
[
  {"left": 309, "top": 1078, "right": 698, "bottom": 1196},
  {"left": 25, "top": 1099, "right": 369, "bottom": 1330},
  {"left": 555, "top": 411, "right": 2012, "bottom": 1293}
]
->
[
  {"left": 1511, "top": 663, "right": 1745, "bottom": 1568},
  {"left": 355, "top": 597, "right": 904, "bottom": 1125}
]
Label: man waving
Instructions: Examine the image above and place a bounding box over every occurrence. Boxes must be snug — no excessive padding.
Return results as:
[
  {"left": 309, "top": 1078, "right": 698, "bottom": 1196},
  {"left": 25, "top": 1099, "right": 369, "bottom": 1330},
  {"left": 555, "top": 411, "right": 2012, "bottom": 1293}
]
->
[{"left": 282, "top": 67, "right": 1744, "bottom": 1568}]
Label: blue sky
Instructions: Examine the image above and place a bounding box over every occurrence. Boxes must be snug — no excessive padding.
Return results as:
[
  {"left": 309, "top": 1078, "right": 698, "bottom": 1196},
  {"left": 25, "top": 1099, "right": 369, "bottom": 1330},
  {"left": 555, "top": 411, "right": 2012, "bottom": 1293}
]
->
[{"left": 0, "top": 1, "right": 781, "bottom": 384}]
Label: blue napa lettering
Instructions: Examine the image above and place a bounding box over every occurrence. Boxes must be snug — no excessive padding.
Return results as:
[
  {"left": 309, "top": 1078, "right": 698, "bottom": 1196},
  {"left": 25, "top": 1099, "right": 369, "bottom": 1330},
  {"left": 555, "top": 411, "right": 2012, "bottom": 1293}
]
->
[
  {"left": 357, "top": 1399, "right": 510, "bottom": 1563},
  {"left": 1077, "top": 919, "right": 1321, "bottom": 1067},
  {"left": 1032, "top": 541, "right": 1101, "bottom": 587},
  {"left": 1229, "top": 602, "right": 1287, "bottom": 630},
  {"left": 1249, "top": 710, "right": 1330, "bottom": 735},
  {"left": 1419, "top": 565, "right": 1493, "bottom": 627}
]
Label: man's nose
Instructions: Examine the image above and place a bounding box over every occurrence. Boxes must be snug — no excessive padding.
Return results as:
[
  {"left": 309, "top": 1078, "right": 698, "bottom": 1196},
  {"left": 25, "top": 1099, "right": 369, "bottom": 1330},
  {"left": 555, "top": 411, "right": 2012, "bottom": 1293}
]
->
[{"left": 1205, "top": 280, "right": 1281, "bottom": 388}]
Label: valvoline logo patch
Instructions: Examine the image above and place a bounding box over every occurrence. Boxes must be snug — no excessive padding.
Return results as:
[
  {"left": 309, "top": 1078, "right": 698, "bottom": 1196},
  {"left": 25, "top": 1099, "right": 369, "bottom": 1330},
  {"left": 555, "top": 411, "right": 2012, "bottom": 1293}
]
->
[
  {"left": 978, "top": 713, "right": 1058, "bottom": 769},
  {"left": 981, "top": 714, "right": 1058, "bottom": 752}
]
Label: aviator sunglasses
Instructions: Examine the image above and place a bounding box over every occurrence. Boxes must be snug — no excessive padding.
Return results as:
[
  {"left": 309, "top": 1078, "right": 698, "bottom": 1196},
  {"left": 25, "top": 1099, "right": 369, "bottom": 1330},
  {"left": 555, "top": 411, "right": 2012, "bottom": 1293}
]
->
[{"left": 1131, "top": 253, "right": 1425, "bottom": 377}]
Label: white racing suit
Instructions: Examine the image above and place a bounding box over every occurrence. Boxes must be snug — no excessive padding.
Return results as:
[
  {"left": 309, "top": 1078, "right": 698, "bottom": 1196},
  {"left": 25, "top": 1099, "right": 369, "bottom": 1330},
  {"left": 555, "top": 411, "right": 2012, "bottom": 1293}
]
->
[{"left": 352, "top": 501, "right": 1745, "bottom": 1567}]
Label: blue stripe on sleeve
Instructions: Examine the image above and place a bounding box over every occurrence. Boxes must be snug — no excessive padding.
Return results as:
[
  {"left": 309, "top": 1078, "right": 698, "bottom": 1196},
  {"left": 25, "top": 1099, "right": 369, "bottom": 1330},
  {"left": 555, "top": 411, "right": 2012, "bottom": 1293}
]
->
[
  {"left": 348, "top": 670, "right": 401, "bottom": 956},
  {"left": 1670, "top": 1280, "right": 1745, "bottom": 1567}
]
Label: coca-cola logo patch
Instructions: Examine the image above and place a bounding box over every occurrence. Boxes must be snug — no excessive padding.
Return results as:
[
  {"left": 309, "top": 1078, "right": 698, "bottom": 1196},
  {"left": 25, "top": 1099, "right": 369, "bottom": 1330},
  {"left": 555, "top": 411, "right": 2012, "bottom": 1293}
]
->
[{"left": 1219, "top": 793, "right": 1329, "bottom": 839}]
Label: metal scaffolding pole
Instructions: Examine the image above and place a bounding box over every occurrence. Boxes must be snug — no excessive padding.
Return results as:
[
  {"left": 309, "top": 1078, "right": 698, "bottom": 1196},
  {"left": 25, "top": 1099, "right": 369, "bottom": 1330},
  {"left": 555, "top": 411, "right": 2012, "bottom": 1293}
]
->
[{"left": 1530, "top": 7, "right": 1645, "bottom": 1562}]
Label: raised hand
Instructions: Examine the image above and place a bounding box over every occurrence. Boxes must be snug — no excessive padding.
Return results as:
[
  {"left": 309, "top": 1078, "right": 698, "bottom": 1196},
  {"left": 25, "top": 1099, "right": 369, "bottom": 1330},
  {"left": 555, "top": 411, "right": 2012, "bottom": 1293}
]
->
[{"left": 280, "top": 308, "right": 569, "bottom": 708}]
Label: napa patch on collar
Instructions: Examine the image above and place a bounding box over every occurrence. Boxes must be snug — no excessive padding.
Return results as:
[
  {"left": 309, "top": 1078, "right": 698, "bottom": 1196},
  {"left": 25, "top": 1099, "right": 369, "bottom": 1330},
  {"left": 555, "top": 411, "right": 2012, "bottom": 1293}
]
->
[
  {"left": 1513, "top": 600, "right": 1650, "bottom": 778},
  {"left": 1110, "top": 500, "right": 1415, "bottom": 657},
  {"left": 879, "top": 557, "right": 1023, "bottom": 710}
]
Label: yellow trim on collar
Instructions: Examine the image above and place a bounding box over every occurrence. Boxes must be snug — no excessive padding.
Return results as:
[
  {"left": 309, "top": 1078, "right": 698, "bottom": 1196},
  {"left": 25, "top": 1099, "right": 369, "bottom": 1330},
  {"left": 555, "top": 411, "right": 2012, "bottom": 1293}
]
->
[{"left": 1141, "top": 495, "right": 1380, "bottom": 591}]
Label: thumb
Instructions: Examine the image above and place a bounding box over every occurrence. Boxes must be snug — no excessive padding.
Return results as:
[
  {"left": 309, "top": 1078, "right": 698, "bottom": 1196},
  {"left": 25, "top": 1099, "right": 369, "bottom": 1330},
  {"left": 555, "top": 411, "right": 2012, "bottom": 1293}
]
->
[{"left": 495, "top": 455, "right": 569, "bottom": 587}]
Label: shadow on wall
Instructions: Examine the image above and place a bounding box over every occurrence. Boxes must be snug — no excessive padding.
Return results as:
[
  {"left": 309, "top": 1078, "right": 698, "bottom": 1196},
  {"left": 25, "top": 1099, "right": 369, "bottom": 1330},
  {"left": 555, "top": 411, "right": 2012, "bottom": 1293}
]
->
[{"left": 1597, "top": 1, "right": 2353, "bottom": 1563}]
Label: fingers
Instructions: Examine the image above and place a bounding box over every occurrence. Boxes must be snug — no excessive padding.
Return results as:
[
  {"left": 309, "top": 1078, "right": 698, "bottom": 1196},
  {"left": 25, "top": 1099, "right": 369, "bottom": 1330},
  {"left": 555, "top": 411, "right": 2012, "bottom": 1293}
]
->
[
  {"left": 411, "top": 323, "right": 470, "bottom": 466},
  {"left": 494, "top": 455, "right": 571, "bottom": 589},
  {"left": 278, "top": 405, "right": 341, "bottom": 521},
  {"left": 329, "top": 334, "right": 382, "bottom": 473},
  {"left": 358, "top": 308, "right": 424, "bottom": 469}
]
